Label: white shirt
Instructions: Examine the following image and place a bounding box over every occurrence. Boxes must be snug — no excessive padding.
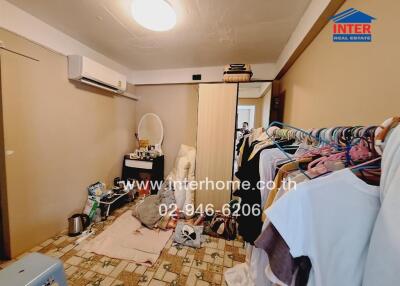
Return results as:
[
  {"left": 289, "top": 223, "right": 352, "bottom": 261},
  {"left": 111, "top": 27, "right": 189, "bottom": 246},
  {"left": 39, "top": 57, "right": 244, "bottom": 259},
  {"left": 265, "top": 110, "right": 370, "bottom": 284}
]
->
[
  {"left": 266, "top": 169, "right": 380, "bottom": 286},
  {"left": 248, "top": 149, "right": 291, "bottom": 286},
  {"left": 259, "top": 149, "right": 290, "bottom": 205},
  {"left": 363, "top": 125, "right": 400, "bottom": 286}
]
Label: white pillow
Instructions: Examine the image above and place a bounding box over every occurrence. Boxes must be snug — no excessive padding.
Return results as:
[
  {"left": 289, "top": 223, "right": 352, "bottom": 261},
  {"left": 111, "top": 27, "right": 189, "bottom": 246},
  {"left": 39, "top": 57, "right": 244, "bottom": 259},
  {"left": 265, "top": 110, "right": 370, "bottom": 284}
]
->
[
  {"left": 174, "top": 183, "right": 186, "bottom": 210},
  {"left": 170, "top": 145, "right": 196, "bottom": 214},
  {"left": 174, "top": 156, "right": 190, "bottom": 181},
  {"left": 176, "top": 145, "right": 196, "bottom": 181},
  {"left": 183, "top": 185, "right": 195, "bottom": 218}
]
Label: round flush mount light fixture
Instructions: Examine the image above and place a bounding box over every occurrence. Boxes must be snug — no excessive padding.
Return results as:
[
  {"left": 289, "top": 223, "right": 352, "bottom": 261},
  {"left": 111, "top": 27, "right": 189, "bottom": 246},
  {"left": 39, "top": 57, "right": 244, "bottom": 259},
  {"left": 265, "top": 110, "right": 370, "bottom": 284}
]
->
[{"left": 131, "top": 0, "right": 176, "bottom": 32}]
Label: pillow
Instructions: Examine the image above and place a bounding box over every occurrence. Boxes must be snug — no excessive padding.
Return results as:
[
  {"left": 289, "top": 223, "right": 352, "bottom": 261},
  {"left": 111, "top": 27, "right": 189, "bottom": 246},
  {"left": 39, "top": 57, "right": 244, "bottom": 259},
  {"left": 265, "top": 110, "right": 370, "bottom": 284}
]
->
[
  {"left": 174, "top": 182, "right": 187, "bottom": 210},
  {"left": 174, "top": 222, "right": 203, "bottom": 248},
  {"left": 183, "top": 183, "right": 195, "bottom": 218},
  {"left": 167, "top": 145, "right": 197, "bottom": 212},
  {"left": 175, "top": 156, "right": 190, "bottom": 181},
  {"left": 167, "top": 148, "right": 191, "bottom": 181},
  {"left": 176, "top": 145, "right": 196, "bottom": 181},
  {"left": 132, "top": 195, "right": 162, "bottom": 228}
]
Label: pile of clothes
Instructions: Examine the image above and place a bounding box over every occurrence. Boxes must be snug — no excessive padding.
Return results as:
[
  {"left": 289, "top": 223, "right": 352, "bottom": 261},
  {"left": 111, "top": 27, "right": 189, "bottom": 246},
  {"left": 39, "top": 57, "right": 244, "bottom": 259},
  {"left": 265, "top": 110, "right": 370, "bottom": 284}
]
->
[
  {"left": 131, "top": 144, "right": 239, "bottom": 248},
  {"left": 131, "top": 145, "right": 203, "bottom": 244}
]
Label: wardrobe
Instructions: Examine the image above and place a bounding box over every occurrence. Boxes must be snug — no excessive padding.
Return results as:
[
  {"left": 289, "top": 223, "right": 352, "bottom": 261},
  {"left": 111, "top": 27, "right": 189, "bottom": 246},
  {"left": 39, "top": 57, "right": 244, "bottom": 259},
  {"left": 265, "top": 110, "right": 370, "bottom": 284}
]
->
[
  {"left": 195, "top": 83, "right": 238, "bottom": 209},
  {"left": 195, "top": 82, "right": 278, "bottom": 209}
]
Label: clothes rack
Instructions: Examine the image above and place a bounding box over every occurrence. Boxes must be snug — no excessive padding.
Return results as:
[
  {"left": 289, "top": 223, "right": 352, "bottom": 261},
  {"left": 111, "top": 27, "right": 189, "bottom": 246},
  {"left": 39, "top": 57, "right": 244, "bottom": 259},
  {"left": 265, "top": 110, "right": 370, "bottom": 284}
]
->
[{"left": 229, "top": 119, "right": 389, "bottom": 286}]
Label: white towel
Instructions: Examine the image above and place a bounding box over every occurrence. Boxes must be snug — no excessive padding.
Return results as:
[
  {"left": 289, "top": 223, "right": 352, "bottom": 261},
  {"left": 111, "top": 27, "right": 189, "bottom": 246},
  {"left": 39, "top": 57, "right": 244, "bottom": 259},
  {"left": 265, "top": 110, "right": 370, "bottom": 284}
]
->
[{"left": 83, "top": 210, "right": 172, "bottom": 265}]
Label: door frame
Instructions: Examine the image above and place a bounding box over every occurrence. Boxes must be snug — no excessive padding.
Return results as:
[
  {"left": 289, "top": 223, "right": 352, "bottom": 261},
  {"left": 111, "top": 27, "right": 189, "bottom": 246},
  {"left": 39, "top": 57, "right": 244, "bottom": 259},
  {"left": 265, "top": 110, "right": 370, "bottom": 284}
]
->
[
  {"left": 0, "top": 54, "right": 11, "bottom": 259},
  {"left": 231, "top": 80, "right": 274, "bottom": 200}
]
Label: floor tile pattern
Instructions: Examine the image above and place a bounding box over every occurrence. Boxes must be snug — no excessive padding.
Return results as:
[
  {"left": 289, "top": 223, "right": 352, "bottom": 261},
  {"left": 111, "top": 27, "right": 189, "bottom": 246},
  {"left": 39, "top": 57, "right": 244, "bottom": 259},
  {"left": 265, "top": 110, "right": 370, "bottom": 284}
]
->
[{"left": 0, "top": 203, "right": 245, "bottom": 286}]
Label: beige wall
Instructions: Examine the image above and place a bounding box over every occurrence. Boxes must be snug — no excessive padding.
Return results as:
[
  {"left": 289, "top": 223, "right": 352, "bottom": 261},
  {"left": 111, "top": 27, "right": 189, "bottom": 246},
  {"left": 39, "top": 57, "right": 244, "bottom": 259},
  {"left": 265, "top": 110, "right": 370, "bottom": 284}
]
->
[
  {"left": 281, "top": 0, "right": 400, "bottom": 128},
  {"left": 261, "top": 88, "right": 272, "bottom": 127},
  {"left": 0, "top": 28, "right": 136, "bottom": 257},
  {"left": 135, "top": 85, "right": 198, "bottom": 174},
  {"left": 238, "top": 98, "right": 263, "bottom": 127},
  {"left": 238, "top": 86, "right": 272, "bottom": 129}
]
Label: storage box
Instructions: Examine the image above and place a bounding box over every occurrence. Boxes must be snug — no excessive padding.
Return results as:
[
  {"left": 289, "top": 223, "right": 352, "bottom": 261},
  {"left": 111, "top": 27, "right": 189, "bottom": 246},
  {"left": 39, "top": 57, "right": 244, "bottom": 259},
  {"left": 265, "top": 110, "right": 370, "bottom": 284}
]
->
[
  {"left": 223, "top": 64, "right": 253, "bottom": 82},
  {"left": 0, "top": 252, "right": 67, "bottom": 286}
]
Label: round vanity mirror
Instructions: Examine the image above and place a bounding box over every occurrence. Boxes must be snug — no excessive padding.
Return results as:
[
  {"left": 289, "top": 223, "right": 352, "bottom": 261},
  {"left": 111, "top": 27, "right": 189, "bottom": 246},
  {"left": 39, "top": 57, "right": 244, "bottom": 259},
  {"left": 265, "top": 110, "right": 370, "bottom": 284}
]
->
[{"left": 138, "top": 113, "right": 164, "bottom": 147}]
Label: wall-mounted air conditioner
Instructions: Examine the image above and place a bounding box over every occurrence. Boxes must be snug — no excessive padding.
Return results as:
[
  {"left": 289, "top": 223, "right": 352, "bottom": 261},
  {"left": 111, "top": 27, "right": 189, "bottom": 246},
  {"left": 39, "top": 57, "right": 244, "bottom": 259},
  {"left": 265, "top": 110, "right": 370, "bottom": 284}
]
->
[{"left": 68, "top": 55, "right": 127, "bottom": 94}]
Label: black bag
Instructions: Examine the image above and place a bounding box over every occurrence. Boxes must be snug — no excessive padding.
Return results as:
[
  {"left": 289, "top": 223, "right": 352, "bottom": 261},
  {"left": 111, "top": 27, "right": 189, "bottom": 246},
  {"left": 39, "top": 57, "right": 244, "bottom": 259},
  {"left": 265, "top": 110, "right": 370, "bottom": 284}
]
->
[{"left": 204, "top": 213, "right": 237, "bottom": 240}]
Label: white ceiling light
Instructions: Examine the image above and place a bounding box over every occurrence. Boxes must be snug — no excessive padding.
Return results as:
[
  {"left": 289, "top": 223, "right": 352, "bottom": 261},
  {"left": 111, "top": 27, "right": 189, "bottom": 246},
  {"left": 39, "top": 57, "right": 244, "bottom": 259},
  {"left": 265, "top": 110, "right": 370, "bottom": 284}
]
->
[{"left": 131, "top": 0, "right": 176, "bottom": 32}]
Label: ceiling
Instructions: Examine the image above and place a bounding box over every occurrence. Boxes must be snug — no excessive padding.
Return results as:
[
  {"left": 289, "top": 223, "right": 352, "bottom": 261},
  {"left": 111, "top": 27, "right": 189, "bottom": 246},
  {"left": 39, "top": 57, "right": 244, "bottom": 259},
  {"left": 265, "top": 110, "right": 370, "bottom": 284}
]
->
[{"left": 7, "top": 0, "right": 311, "bottom": 70}]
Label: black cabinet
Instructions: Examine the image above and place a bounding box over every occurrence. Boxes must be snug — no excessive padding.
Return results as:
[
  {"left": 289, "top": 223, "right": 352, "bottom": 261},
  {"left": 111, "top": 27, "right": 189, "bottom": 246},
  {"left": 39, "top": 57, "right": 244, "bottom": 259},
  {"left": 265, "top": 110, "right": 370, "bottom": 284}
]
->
[{"left": 121, "top": 155, "right": 164, "bottom": 194}]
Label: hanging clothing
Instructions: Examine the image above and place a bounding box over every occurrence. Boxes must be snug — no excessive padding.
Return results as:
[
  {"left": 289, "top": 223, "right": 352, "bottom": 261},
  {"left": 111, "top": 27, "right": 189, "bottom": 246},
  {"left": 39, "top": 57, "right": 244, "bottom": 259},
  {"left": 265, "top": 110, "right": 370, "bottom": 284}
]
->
[
  {"left": 266, "top": 169, "right": 380, "bottom": 286},
  {"left": 235, "top": 140, "right": 294, "bottom": 244},
  {"left": 236, "top": 140, "right": 295, "bottom": 187},
  {"left": 259, "top": 149, "right": 291, "bottom": 205},
  {"left": 249, "top": 140, "right": 272, "bottom": 161},
  {"left": 236, "top": 129, "right": 250, "bottom": 155},
  {"left": 238, "top": 135, "right": 252, "bottom": 167},
  {"left": 253, "top": 185, "right": 311, "bottom": 286},
  {"left": 249, "top": 127, "right": 264, "bottom": 144},
  {"left": 234, "top": 144, "right": 274, "bottom": 244},
  {"left": 255, "top": 223, "right": 311, "bottom": 286},
  {"left": 363, "top": 125, "right": 400, "bottom": 286},
  {"left": 262, "top": 158, "right": 311, "bottom": 221},
  {"left": 233, "top": 186, "right": 262, "bottom": 244},
  {"left": 244, "top": 149, "right": 290, "bottom": 286}
]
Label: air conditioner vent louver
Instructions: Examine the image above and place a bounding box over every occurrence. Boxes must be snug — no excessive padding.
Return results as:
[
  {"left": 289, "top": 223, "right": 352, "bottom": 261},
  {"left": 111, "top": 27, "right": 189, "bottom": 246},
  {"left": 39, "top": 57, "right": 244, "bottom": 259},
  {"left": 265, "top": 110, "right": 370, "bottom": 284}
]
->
[{"left": 81, "top": 77, "right": 120, "bottom": 92}]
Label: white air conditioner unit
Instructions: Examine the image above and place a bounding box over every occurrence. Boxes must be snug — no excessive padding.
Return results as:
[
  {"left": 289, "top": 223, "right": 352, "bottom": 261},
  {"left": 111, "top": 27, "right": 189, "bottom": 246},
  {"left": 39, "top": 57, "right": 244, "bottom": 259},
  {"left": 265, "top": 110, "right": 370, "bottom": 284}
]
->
[{"left": 68, "top": 55, "right": 127, "bottom": 94}]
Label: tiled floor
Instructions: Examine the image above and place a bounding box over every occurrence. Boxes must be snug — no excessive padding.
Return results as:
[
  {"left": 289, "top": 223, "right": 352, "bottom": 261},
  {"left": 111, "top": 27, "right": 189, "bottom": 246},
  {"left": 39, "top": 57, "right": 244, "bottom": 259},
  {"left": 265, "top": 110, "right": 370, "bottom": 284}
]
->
[{"left": 0, "top": 203, "right": 246, "bottom": 286}]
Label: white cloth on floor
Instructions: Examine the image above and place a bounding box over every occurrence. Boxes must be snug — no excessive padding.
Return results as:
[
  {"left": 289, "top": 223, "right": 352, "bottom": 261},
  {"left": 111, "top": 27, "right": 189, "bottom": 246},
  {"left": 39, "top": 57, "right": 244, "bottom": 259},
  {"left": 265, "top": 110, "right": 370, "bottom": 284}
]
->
[
  {"left": 250, "top": 241, "right": 272, "bottom": 286},
  {"left": 82, "top": 210, "right": 172, "bottom": 265},
  {"left": 267, "top": 169, "right": 380, "bottom": 286},
  {"left": 363, "top": 125, "right": 400, "bottom": 286},
  {"left": 225, "top": 263, "right": 255, "bottom": 286}
]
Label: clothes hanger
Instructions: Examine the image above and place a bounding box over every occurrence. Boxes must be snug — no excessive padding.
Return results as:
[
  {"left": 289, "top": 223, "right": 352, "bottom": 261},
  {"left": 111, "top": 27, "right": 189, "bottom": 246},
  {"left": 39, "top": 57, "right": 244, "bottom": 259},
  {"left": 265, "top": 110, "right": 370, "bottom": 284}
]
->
[
  {"left": 266, "top": 122, "right": 341, "bottom": 180},
  {"left": 255, "top": 131, "right": 270, "bottom": 142},
  {"left": 375, "top": 117, "right": 400, "bottom": 155},
  {"left": 303, "top": 125, "right": 379, "bottom": 177},
  {"left": 351, "top": 161, "right": 381, "bottom": 186},
  {"left": 308, "top": 154, "right": 381, "bottom": 182},
  {"left": 349, "top": 157, "right": 381, "bottom": 171}
]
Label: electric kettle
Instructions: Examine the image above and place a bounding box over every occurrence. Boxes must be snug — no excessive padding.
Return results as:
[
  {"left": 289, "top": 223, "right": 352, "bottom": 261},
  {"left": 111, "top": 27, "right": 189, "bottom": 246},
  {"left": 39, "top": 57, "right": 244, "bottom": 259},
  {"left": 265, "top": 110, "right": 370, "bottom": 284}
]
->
[{"left": 68, "top": 214, "right": 90, "bottom": 236}]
